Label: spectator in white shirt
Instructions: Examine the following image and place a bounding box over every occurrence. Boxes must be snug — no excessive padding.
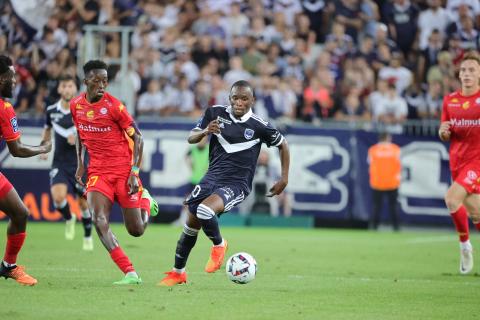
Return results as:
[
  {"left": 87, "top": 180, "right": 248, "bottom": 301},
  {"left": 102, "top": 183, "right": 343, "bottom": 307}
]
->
[
  {"left": 378, "top": 53, "right": 412, "bottom": 95},
  {"left": 417, "top": 0, "right": 449, "bottom": 50},
  {"left": 136, "top": 79, "right": 165, "bottom": 116},
  {"left": 223, "top": 55, "right": 252, "bottom": 87},
  {"left": 371, "top": 79, "right": 408, "bottom": 133}
]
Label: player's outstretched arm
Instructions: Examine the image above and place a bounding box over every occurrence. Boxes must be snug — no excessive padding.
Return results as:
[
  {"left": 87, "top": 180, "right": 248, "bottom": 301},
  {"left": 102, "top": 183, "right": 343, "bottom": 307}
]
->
[
  {"left": 267, "top": 139, "right": 290, "bottom": 197},
  {"left": 38, "top": 127, "right": 52, "bottom": 160},
  {"left": 7, "top": 137, "right": 51, "bottom": 158},
  {"left": 188, "top": 120, "right": 220, "bottom": 144}
]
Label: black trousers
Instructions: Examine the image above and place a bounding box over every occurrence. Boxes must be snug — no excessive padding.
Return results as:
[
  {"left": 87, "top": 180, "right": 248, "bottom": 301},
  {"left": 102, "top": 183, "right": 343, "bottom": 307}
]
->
[{"left": 370, "top": 189, "right": 399, "bottom": 231}]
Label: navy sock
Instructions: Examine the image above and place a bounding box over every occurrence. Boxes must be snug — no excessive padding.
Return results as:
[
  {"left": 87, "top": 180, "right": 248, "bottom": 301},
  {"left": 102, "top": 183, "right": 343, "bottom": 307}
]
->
[
  {"left": 174, "top": 225, "right": 199, "bottom": 269},
  {"left": 199, "top": 215, "right": 222, "bottom": 245},
  {"left": 56, "top": 201, "right": 72, "bottom": 220},
  {"left": 82, "top": 217, "right": 93, "bottom": 238}
]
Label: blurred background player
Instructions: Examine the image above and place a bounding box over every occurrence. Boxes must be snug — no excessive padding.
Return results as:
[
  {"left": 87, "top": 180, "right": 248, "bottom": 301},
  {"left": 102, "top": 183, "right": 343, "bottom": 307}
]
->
[
  {"left": 0, "top": 55, "right": 51, "bottom": 286},
  {"left": 439, "top": 51, "right": 480, "bottom": 275},
  {"left": 368, "top": 132, "right": 401, "bottom": 231},
  {"left": 71, "top": 60, "right": 158, "bottom": 285},
  {"left": 159, "top": 80, "right": 290, "bottom": 286},
  {"left": 40, "top": 75, "right": 93, "bottom": 251},
  {"left": 174, "top": 135, "right": 209, "bottom": 226}
]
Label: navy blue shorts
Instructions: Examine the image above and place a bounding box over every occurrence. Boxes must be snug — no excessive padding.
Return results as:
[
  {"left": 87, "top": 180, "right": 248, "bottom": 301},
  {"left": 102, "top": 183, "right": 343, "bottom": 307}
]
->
[
  {"left": 49, "top": 166, "right": 85, "bottom": 197},
  {"left": 184, "top": 182, "right": 248, "bottom": 215}
]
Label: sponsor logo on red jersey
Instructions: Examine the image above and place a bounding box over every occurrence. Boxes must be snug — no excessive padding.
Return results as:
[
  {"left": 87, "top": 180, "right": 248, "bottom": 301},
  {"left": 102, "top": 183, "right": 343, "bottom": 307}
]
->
[
  {"left": 78, "top": 123, "right": 112, "bottom": 132},
  {"left": 462, "top": 101, "right": 470, "bottom": 110},
  {"left": 451, "top": 118, "right": 480, "bottom": 127},
  {"left": 86, "top": 110, "right": 94, "bottom": 119}
]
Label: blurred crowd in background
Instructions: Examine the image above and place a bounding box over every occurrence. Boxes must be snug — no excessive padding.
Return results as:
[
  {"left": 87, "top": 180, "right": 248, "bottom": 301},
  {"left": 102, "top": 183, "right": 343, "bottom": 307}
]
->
[{"left": 0, "top": 0, "right": 479, "bottom": 130}]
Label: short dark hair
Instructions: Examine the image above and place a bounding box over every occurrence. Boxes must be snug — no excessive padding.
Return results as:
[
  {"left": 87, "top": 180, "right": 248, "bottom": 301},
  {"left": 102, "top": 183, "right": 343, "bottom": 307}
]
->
[
  {"left": 83, "top": 60, "right": 108, "bottom": 76},
  {"left": 0, "top": 55, "right": 13, "bottom": 75},
  {"left": 231, "top": 80, "right": 255, "bottom": 97},
  {"left": 379, "top": 132, "right": 391, "bottom": 141},
  {"left": 58, "top": 74, "right": 76, "bottom": 83}
]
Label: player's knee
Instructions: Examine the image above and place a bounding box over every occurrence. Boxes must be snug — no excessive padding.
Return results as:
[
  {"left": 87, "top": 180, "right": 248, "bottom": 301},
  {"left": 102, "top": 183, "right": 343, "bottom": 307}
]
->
[
  {"left": 196, "top": 204, "right": 215, "bottom": 220},
  {"left": 127, "top": 226, "right": 144, "bottom": 237},
  {"left": 92, "top": 212, "right": 108, "bottom": 229},
  {"left": 13, "top": 207, "right": 29, "bottom": 222},
  {"left": 444, "top": 194, "right": 462, "bottom": 213},
  {"left": 53, "top": 198, "right": 67, "bottom": 209}
]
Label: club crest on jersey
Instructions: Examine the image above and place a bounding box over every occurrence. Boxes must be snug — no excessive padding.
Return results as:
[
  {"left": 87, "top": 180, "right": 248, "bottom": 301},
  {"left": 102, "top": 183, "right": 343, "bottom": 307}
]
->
[
  {"left": 100, "top": 107, "right": 108, "bottom": 115},
  {"left": 10, "top": 117, "right": 18, "bottom": 133},
  {"left": 476, "top": 98, "right": 480, "bottom": 106},
  {"left": 244, "top": 128, "right": 254, "bottom": 140},
  {"left": 86, "top": 110, "right": 94, "bottom": 119},
  {"left": 462, "top": 101, "right": 470, "bottom": 110},
  {"left": 467, "top": 170, "right": 478, "bottom": 180}
]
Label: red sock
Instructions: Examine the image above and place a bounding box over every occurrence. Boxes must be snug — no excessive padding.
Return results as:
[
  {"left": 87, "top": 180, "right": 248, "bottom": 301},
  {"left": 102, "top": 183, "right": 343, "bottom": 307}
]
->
[
  {"left": 451, "top": 206, "right": 469, "bottom": 242},
  {"left": 475, "top": 222, "right": 480, "bottom": 232},
  {"left": 141, "top": 198, "right": 150, "bottom": 216},
  {"left": 109, "top": 246, "right": 135, "bottom": 274},
  {"left": 3, "top": 232, "right": 26, "bottom": 265}
]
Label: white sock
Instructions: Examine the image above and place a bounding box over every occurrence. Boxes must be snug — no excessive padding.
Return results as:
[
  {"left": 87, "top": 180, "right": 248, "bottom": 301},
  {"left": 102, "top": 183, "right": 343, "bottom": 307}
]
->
[
  {"left": 460, "top": 240, "right": 472, "bottom": 250},
  {"left": 173, "top": 268, "right": 185, "bottom": 274},
  {"left": 2, "top": 260, "right": 16, "bottom": 268},
  {"left": 126, "top": 271, "right": 138, "bottom": 278},
  {"left": 214, "top": 239, "right": 225, "bottom": 247}
]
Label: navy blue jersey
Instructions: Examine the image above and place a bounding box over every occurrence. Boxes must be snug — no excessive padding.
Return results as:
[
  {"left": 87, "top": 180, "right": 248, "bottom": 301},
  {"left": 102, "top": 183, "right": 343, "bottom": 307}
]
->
[
  {"left": 45, "top": 101, "right": 77, "bottom": 167},
  {"left": 195, "top": 105, "right": 284, "bottom": 192}
]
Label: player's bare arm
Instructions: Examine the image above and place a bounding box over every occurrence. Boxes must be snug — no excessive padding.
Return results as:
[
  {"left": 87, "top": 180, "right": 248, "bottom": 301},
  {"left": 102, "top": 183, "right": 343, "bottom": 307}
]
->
[
  {"left": 75, "top": 134, "right": 86, "bottom": 185},
  {"left": 38, "top": 127, "right": 52, "bottom": 160},
  {"left": 439, "top": 121, "right": 451, "bottom": 142},
  {"left": 187, "top": 119, "right": 220, "bottom": 144},
  {"left": 6, "top": 137, "right": 51, "bottom": 158},
  {"left": 267, "top": 139, "right": 290, "bottom": 197},
  {"left": 127, "top": 122, "right": 144, "bottom": 195}
]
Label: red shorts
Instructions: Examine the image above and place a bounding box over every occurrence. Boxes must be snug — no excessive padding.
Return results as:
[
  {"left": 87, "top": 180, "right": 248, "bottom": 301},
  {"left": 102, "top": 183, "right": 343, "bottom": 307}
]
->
[
  {"left": 85, "top": 173, "right": 143, "bottom": 208},
  {"left": 0, "top": 173, "right": 13, "bottom": 199},
  {"left": 452, "top": 163, "right": 480, "bottom": 194}
]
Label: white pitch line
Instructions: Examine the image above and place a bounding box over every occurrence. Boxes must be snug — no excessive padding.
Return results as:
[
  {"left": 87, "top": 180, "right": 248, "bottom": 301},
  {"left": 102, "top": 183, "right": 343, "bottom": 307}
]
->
[{"left": 406, "top": 235, "right": 455, "bottom": 244}]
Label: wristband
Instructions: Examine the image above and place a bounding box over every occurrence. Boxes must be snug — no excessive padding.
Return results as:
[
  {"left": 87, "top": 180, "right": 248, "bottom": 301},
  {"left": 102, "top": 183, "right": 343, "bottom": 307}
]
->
[{"left": 131, "top": 166, "right": 140, "bottom": 176}]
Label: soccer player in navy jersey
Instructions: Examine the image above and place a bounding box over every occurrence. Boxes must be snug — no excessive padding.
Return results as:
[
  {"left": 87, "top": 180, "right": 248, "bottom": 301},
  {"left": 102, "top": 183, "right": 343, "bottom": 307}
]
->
[
  {"left": 159, "top": 80, "right": 290, "bottom": 286},
  {"left": 40, "top": 75, "right": 93, "bottom": 250}
]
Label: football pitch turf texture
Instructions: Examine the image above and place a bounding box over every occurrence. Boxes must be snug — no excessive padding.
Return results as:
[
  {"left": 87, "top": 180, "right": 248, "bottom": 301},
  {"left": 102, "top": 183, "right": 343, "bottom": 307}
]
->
[{"left": 0, "top": 222, "right": 478, "bottom": 320}]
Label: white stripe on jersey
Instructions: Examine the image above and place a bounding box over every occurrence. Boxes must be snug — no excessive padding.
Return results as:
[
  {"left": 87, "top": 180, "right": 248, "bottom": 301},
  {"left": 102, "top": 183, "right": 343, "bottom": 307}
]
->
[
  {"left": 51, "top": 122, "right": 76, "bottom": 139},
  {"left": 273, "top": 135, "right": 284, "bottom": 147},
  {"left": 250, "top": 114, "right": 269, "bottom": 126},
  {"left": 215, "top": 133, "right": 260, "bottom": 153}
]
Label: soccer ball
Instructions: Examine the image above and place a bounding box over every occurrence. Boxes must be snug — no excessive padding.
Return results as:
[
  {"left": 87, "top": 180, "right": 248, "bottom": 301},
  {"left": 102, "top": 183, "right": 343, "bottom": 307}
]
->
[{"left": 225, "top": 252, "right": 257, "bottom": 284}]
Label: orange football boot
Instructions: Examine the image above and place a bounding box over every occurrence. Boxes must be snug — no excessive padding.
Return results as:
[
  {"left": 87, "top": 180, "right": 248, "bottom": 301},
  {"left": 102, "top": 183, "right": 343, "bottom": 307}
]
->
[
  {"left": 0, "top": 265, "right": 38, "bottom": 286},
  {"left": 158, "top": 271, "right": 187, "bottom": 286},
  {"left": 205, "top": 239, "right": 228, "bottom": 273}
]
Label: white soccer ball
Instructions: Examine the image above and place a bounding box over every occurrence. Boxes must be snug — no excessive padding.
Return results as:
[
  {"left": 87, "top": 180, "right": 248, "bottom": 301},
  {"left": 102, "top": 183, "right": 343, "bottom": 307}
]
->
[{"left": 225, "top": 252, "right": 257, "bottom": 284}]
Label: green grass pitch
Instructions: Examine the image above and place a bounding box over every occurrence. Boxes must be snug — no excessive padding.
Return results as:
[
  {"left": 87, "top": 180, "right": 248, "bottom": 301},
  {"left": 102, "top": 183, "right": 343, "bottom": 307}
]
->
[{"left": 0, "top": 222, "right": 478, "bottom": 320}]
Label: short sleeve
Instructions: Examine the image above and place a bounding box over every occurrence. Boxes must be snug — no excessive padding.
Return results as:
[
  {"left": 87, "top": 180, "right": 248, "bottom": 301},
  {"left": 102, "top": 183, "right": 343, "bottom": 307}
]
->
[
  {"left": 260, "top": 122, "right": 284, "bottom": 147},
  {"left": 194, "top": 107, "right": 214, "bottom": 130},
  {"left": 0, "top": 102, "right": 21, "bottom": 141},
  {"left": 111, "top": 101, "right": 134, "bottom": 130},
  {"left": 45, "top": 109, "right": 52, "bottom": 128}
]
